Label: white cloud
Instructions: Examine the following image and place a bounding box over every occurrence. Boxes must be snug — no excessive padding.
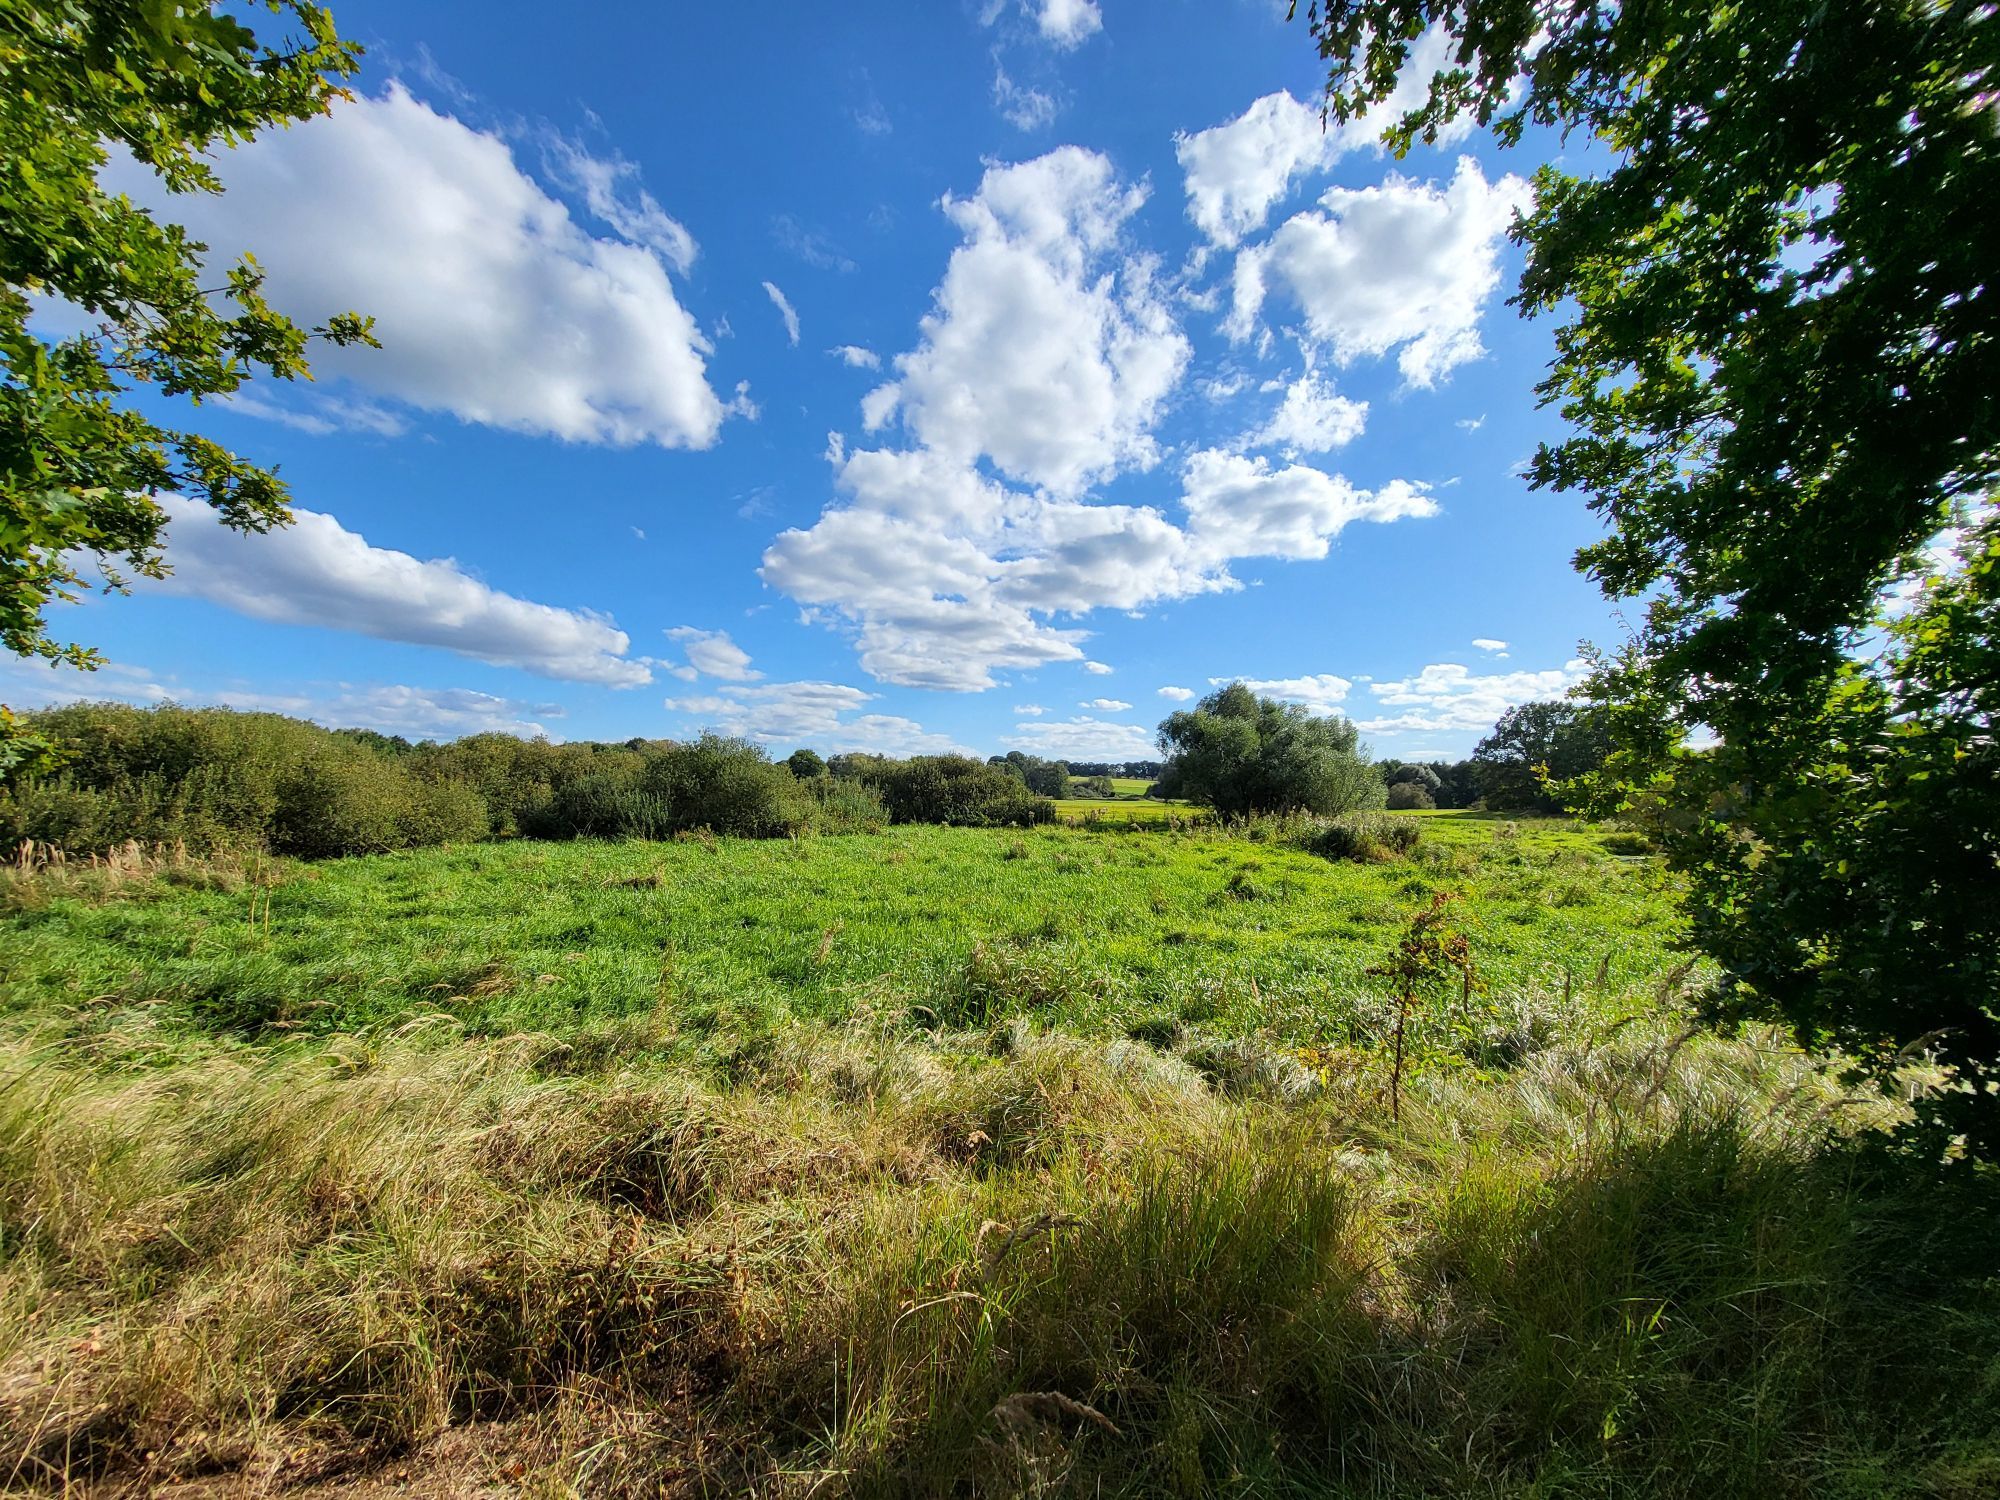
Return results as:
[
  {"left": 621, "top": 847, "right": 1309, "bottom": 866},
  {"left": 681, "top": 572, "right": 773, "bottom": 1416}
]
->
[
  {"left": 1471, "top": 637, "right": 1508, "bottom": 652},
  {"left": 762, "top": 280, "right": 801, "bottom": 345},
  {"left": 224, "top": 683, "right": 562, "bottom": 741},
  {"left": 1083, "top": 660, "right": 1115, "bottom": 675},
  {"left": 830, "top": 344, "right": 880, "bottom": 369},
  {"left": 121, "top": 84, "right": 727, "bottom": 447},
  {"left": 760, "top": 149, "right": 1434, "bottom": 693},
  {"left": 993, "top": 62, "right": 1060, "bottom": 131},
  {"left": 223, "top": 390, "right": 410, "bottom": 438},
  {"left": 1357, "top": 660, "right": 1589, "bottom": 737},
  {"left": 1014, "top": 703, "right": 1047, "bottom": 715},
  {"left": 1175, "top": 31, "right": 1470, "bottom": 249},
  {"left": 1180, "top": 450, "right": 1435, "bottom": 561},
  {"left": 665, "top": 626, "right": 762, "bottom": 682},
  {"left": 540, "top": 132, "right": 698, "bottom": 275},
  {"left": 1218, "top": 673, "right": 1355, "bottom": 714},
  {"left": 1033, "top": 0, "right": 1102, "bottom": 47},
  {"left": 864, "top": 148, "right": 1188, "bottom": 497},
  {"left": 148, "top": 496, "right": 649, "bottom": 686},
  {"left": 773, "top": 213, "right": 857, "bottom": 273},
  {"left": 0, "top": 656, "right": 562, "bottom": 740},
  {"left": 1157, "top": 685, "right": 1196, "bottom": 701},
  {"left": 1004, "top": 716, "right": 1155, "bottom": 760},
  {"left": 1080, "top": 696, "right": 1131, "bottom": 710},
  {"left": 1457, "top": 414, "right": 1487, "bottom": 432},
  {"left": 1240, "top": 365, "right": 1368, "bottom": 453},
  {"left": 1227, "top": 157, "right": 1531, "bottom": 386},
  {"left": 664, "top": 679, "right": 967, "bottom": 755}
]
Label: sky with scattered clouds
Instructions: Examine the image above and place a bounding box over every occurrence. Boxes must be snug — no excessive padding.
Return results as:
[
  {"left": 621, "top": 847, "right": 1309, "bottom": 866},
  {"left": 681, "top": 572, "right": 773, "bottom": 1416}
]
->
[{"left": 6, "top": 0, "right": 1616, "bottom": 760}]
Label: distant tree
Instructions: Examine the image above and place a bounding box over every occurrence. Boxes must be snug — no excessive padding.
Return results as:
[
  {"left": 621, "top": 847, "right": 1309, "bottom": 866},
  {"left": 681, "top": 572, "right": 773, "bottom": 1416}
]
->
[
  {"left": 1386, "top": 782, "right": 1436, "bottom": 811},
  {"left": 1158, "top": 682, "right": 1383, "bottom": 817},
  {"left": 334, "top": 728, "right": 414, "bottom": 758},
  {"left": 1070, "top": 774, "right": 1115, "bottom": 798},
  {"left": 1, "top": 2, "right": 374, "bottom": 674},
  {"left": 1472, "top": 701, "right": 1611, "bottom": 813},
  {"left": 1430, "top": 760, "right": 1482, "bottom": 811},
  {"left": 990, "top": 750, "right": 1068, "bottom": 797},
  {"left": 786, "top": 748, "right": 826, "bottom": 779}
]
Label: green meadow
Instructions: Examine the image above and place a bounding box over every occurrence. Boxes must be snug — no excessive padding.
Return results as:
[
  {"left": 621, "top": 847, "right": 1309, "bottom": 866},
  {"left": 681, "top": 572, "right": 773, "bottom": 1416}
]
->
[
  {"left": 4, "top": 814, "right": 1996, "bottom": 1497},
  {"left": 2, "top": 815, "right": 1677, "bottom": 1059}
]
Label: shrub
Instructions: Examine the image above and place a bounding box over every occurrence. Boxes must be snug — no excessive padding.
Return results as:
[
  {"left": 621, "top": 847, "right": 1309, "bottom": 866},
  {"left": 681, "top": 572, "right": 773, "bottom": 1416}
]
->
[
  {"left": 1302, "top": 813, "right": 1422, "bottom": 863},
  {"left": 1386, "top": 782, "right": 1436, "bottom": 811},
  {"left": 2, "top": 704, "right": 490, "bottom": 858},
  {"left": 524, "top": 773, "right": 674, "bottom": 841},
  {"left": 860, "top": 756, "right": 1055, "bottom": 827},
  {"left": 640, "top": 736, "right": 811, "bottom": 838},
  {"left": 803, "top": 774, "right": 888, "bottom": 834},
  {"left": 272, "top": 751, "right": 426, "bottom": 858}
]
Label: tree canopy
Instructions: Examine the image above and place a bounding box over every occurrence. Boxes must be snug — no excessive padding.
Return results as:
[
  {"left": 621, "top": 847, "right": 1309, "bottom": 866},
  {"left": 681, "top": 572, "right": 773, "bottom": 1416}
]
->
[
  {"left": 1472, "top": 700, "right": 1610, "bottom": 813},
  {"left": 1157, "top": 681, "right": 1383, "bottom": 817},
  {"left": 1, "top": 0, "right": 373, "bottom": 671},
  {"left": 1296, "top": 0, "right": 1999, "bottom": 1148}
]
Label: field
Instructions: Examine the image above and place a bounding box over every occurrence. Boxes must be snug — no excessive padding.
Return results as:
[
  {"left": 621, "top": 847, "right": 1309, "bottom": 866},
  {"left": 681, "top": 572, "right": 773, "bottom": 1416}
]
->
[{"left": 1, "top": 815, "right": 1995, "bottom": 1496}]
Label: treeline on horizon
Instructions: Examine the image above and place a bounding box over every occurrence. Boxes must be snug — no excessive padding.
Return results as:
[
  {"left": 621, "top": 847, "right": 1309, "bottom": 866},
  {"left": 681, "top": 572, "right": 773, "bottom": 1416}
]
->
[{"left": 0, "top": 694, "right": 1597, "bottom": 860}]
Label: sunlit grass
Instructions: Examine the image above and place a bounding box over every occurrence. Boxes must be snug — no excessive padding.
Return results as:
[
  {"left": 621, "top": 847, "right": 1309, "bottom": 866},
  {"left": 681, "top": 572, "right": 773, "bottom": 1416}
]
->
[{"left": 0, "top": 815, "right": 1991, "bottom": 1495}]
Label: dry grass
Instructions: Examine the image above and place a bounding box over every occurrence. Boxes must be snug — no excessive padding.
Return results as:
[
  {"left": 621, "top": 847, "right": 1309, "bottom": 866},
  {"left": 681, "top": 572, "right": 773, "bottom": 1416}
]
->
[{"left": 2, "top": 1012, "right": 1991, "bottom": 1497}]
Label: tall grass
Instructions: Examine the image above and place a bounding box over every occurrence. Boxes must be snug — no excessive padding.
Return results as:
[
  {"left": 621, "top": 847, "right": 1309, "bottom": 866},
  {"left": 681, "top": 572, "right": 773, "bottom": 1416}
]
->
[{"left": 1, "top": 1017, "right": 1992, "bottom": 1495}]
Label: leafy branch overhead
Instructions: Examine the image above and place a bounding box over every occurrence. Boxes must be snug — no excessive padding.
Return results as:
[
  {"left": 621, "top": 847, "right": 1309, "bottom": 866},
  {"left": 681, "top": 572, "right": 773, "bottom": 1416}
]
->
[
  {"left": 0, "top": 0, "right": 375, "bottom": 669},
  {"left": 1296, "top": 0, "right": 1999, "bottom": 1151}
]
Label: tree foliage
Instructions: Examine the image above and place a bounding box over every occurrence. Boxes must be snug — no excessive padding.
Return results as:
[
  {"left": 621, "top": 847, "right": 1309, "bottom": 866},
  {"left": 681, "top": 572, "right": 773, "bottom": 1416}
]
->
[
  {"left": 1295, "top": 0, "right": 1999, "bottom": 1147},
  {"left": 1, "top": 0, "right": 373, "bottom": 670},
  {"left": 1157, "top": 682, "right": 1384, "bottom": 817},
  {"left": 1472, "top": 699, "right": 1611, "bottom": 813}
]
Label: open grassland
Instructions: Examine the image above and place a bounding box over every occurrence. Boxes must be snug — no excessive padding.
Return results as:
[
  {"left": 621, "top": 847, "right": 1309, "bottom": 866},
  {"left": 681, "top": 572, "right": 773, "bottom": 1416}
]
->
[
  {"left": 1, "top": 816, "right": 1995, "bottom": 1497},
  {"left": 2, "top": 816, "right": 1676, "bottom": 1060}
]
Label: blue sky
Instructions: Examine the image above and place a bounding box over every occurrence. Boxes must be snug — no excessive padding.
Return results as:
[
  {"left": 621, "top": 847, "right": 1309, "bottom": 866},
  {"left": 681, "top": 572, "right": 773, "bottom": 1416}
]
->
[{"left": 7, "top": 0, "right": 1623, "bottom": 762}]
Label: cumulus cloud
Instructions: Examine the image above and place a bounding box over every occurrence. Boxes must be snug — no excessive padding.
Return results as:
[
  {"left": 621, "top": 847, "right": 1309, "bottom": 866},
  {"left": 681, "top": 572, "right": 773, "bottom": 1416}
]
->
[
  {"left": 1080, "top": 696, "right": 1131, "bottom": 710},
  {"left": 1004, "top": 716, "right": 1155, "bottom": 759},
  {"left": 1240, "top": 365, "right": 1369, "bottom": 453},
  {"left": 121, "top": 84, "right": 728, "bottom": 447},
  {"left": 665, "top": 627, "right": 761, "bottom": 682},
  {"left": 1157, "top": 685, "right": 1195, "bottom": 701},
  {"left": 1227, "top": 157, "right": 1531, "bottom": 386},
  {"left": 1082, "top": 660, "right": 1115, "bottom": 675},
  {"left": 830, "top": 344, "right": 880, "bottom": 369},
  {"left": 1176, "top": 31, "right": 1470, "bottom": 248},
  {"left": 1357, "top": 660, "right": 1589, "bottom": 737},
  {"left": 149, "top": 496, "right": 649, "bottom": 686},
  {"left": 863, "top": 149, "right": 1188, "bottom": 497},
  {"left": 663, "top": 680, "right": 967, "bottom": 754},
  {"left": 762, "top": 280, "right": 801, "bottom": 345},
  {"left": 1216, "top": 673, "right": 1355, "bottom": 714},
  {"left": 1472, "top": 637, "right": 1508, "bottom": 652},
  {"left": 761, "top": 149, "right": 1433, "bottom": 693},
  {"left": 1014, "top": 703, "right": 1047, "bottom": 716},
  {"left": 1180, "top": 450, "right": 1435, "bottom": 560}
]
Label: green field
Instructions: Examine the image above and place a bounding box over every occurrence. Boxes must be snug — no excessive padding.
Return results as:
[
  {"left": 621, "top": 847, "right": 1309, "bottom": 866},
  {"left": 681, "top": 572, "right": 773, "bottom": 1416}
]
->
[
  {"left": 2, "top": 816, "right": 1994, "bottom": 1496},
  {"left": 1, "top": 815, "right": 1681, "bottom": 1059}
]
